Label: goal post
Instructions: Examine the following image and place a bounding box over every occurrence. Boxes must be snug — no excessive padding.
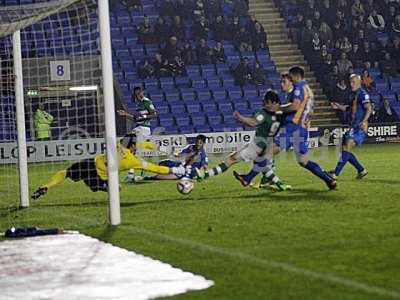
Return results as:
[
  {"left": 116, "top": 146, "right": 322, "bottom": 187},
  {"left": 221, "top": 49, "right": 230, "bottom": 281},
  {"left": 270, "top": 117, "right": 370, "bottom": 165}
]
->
[{"left": 0, "top": 0, "right": 121, "bottom": 227}]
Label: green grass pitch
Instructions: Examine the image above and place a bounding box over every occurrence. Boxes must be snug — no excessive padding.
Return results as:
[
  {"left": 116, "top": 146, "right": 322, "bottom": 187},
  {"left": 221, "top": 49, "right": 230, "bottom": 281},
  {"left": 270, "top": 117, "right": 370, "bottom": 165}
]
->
[{"left": 1, "top": 144, "right": 400, "bottom": 299}]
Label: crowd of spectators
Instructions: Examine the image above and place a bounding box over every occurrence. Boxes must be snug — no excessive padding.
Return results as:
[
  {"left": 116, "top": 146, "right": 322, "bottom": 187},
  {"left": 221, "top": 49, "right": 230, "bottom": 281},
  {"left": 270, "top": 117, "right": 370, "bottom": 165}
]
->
[
  {"left": 136, "top": 0, "right": 268, "bottom": 82},
  {"left": 283, "top": 0, "right": 400, "bottom": 95}
]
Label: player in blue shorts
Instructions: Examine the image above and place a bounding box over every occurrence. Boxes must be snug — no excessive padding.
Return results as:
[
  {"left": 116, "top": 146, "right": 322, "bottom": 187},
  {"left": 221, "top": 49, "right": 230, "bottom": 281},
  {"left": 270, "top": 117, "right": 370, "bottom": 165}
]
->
[
  {"left": 239, "top": 67, "right": 337, "bottom": 190},
  {"left": 329, "top": 74, "right": 372, "bottom": 179},
  {"left": 141, "top": 134, "right": 208, "bottom": 180}
]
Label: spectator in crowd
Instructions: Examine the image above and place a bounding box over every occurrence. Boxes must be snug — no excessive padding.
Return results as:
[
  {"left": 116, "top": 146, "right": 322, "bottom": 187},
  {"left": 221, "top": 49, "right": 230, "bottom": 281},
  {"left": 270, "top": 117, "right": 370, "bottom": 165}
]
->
[
  {"left": 152, "top": 53, "right": 171, "bottom": 77},
  {"left": 351, "top": 0, "right": 365, "bottom": 19},
  {"left": 364, "top": 0, "right": 376, "bottom": 17},
  {"left": 137, "top": 16, "right": 155, "bottom": 44},
  {"left": 301, "top": 19, "right": 316, "bottom": 51},
  {"left": 193, "top": 0, "right": 206, "bottom": 18},
  {"left": 204, "top": 0, "right": 222, "bottom": 20},
  {"left": 213, "top": 15, "right": 227, "bottom": 41},
  {"left": 311, "top": 32, "right": 322, "bottom": 62},
  {"left": 320, "top": 0, "right": 335, "bottom": 26},
  {"left": 302, "top": 0, "right": 316, "bottom": 19},
  {"left": 181, "top": 43, "right": 196, "bottom": 65},
  {"left": 386, "top": 6, "right": 398, "bottom": 30},
  {"left": 313, "top": 11, "right": 322, "bottom": 29},
  {"left": 234, "top": 26, "right": 253, "bottom": 52},
  {"left": 376, "top": 97, "right": 399, "bottom": 123},
  {"left": 336, "top": 0, "right": 349, "bottom": 17},
  {"left": 339, "top": 36, "right": 352, "bottom": 53},
  {"left": 252, "top": 61, "right": 266, "bottom": 85},
  {"left": 392, "top": 15, "right": 400, "bottom": 37},
  {"left": 171, "top": 16, "right": 186, "bottom": 41},
  {"left": 154, "top": 17, "right": 170, "bottom": 43},
  {"left": 332, "top": 20, "right": 346, "bottom": 43},
  {"left": 192, "top": 16, "right": 210, "bottom": 41},
  {"left": 229, "top": 16, "right": 241, "bottom": 40},
  {"left": 319, "top": 22, "right": 333, "bottom": 46},
  {"left": 138, "top": 58, "right": 155, "bottom": 79},
  {"left": 233, "top": 0, "right": 248, "bottom": 17},
  {"left": 251, "top": 22, "right": 267, "bottom": 51},
  {"left": 159, "top": 0, "right": 175, "bottom": 18},
  {"left": 290, "top": 12, "right": 305, "bottom": 43},
  {"left": 330, "top": 78, "right": 351, "bottom": 124},
  {"left": 169, "top": 56, "right": 187, "bottom": 76},
  {"left": 368, "top": 9, "right": 386, "bottom": 32},
  {"left": 121, "top": 0, "right": 142, "bottom": 11},
  {"left": 175, "top": 0, "right": 193, "bottom": 20},
  {"left": 337, "top": 52, "right": 353, "bottom": 76},
  {"left": 246, "top": 15, "right": 258, "bottom": 36},
  {"left": 196, "top": 38, "right": 213, "bottom": 64},
  {"left": 162, "top": 36, "right": 180, "bottom": 61},
  {"left": 392, "top": 38, "right": 400, "bottom": 70},
  {"left": 34, "top": 102, "right": 54, "bottom": 141},
  {"left": 348, "top": 43, "right": 362, "bottom": 67},
  {"left": 212, "top": 41, "right": 227, "bottom": 63},
  {"left": 361, "top": 41, "right": 378, "bottom": 66},
  {"left": 233, "top": 57, "right": 253, "bottom": 86},
  {"left": 380, "top": 52, "right": 397, "bottom": 76},
  {"left": 361, "top": 69, "right": 375, "bottom": 91}
]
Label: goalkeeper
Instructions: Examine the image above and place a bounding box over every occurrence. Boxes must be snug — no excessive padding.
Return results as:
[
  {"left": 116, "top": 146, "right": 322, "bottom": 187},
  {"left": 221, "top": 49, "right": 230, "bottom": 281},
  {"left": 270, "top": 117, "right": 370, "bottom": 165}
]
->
[{"left": 31, "top": 133, "right": 187, "bottom": 199}]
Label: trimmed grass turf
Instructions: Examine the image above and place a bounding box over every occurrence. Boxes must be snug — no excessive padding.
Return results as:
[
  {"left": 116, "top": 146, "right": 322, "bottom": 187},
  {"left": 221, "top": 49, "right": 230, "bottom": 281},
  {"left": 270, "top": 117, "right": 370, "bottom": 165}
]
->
[{"left": 1, "top": 144, "right": 400, "bottom": 299}]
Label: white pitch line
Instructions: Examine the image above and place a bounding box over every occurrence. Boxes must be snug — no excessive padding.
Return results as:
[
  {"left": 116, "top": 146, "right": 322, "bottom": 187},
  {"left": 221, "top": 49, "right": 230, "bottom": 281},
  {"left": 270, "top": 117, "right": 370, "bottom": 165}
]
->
[
  {"left": 122, "top": 225, "right": 400, "bottom": 299},
  {"left": 8, "top": 209, "right": 400, "bottom": 299}
]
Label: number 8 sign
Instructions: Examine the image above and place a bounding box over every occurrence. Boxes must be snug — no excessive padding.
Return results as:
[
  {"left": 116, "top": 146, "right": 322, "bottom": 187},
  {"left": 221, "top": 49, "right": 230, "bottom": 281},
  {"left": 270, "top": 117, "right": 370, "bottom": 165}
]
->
[{"left": 50, "top": 60, "right": 71, "bottom": 81}]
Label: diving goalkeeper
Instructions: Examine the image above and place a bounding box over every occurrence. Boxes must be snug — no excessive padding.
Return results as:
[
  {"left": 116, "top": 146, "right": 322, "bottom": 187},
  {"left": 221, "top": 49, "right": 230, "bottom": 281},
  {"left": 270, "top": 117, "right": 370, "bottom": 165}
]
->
[{"left": 31, "top": 133, "right": 187, "bottom": 199}]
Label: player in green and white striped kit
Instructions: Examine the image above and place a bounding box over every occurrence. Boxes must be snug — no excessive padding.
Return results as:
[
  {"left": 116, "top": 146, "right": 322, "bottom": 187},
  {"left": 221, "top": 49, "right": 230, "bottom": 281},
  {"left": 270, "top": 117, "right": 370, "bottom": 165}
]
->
[
  {"left": 118, "top": 86, "right": 157, "bottom": 182},
  {"left": 196, "top": 90, "right": 291, "bottom": 191}
]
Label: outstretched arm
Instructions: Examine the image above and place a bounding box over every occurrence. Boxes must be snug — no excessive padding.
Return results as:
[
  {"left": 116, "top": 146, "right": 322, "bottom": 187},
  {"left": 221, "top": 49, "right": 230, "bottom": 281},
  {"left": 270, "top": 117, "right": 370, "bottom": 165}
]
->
[{"left": 233, "top": 111, "right": 257, "bottom": 127}]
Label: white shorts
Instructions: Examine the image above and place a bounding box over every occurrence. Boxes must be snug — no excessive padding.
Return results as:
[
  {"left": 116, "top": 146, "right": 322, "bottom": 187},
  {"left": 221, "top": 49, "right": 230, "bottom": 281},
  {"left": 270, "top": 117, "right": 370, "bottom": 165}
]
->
[
  {"left": 236, "top": 138, "right": 274, "bottom": 162},
  {"left": 133, "top": 126, "right": 151, "bottom": 141}
]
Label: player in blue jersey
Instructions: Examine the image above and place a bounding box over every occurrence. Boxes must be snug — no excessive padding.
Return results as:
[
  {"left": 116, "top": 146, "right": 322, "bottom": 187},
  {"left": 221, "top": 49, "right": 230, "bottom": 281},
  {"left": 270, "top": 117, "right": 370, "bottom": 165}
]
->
[
  {"left": 238, "top": 67, "right": 337, "bottom": 190},
  {"left": 140, "top": 134, "right": 208, "bottom": 180},
  {"left": 329, "top": 74, "right": 372, "bottom": 179}
]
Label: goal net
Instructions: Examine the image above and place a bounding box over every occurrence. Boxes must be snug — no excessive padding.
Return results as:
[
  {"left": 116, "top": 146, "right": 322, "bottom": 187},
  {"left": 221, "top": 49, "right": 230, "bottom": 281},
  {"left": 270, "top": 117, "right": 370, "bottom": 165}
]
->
[{"left": 0, "top": 0, "right": 120, "bottom": 232}]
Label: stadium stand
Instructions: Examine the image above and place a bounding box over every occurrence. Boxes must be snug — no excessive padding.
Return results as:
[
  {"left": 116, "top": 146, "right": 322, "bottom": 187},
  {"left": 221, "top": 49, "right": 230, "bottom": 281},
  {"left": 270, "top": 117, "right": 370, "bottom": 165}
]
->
[
  {"left": 109, "top": 0, "right": 295, "bottom": 134},
  {"left": 274, "top": 0, "right": 400, "bottom": 124}
]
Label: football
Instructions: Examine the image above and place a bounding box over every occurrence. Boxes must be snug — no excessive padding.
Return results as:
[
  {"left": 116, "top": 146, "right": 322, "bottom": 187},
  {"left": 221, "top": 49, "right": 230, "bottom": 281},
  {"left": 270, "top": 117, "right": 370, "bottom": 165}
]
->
[{"left": 176, "top": 178, "right": 194, "bottom": 195}]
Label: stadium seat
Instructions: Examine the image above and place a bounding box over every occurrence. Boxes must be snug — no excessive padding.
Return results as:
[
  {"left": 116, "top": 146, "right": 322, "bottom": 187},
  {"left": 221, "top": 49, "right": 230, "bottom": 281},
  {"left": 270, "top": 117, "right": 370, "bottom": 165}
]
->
[
  {"left": 194, "top": 125, "right": 212, "bottom": 133},
  {"left": 164, "top": 90, "right": 180, "bottom": 102},
  {"left": 207, "top": 78, "right": 222, "bottom": 89},
  {"left": 243, "top": 88, "right": 258, "bottom": 99},
  {"left": 160, "top": 77, "right": 175, "bottom": 90},
  {"left": 156, "top": 103, "right": 170, "bottom": 114},
  {"left": 169, "top": 102, "right": 187, "bottom": 114},
  {"left": 143, "top": 79, "right": 159, "bottom": 90},
  {"left": 218, "top": 103, "right": 234, "bottom": 114},
  {"left": 203, "top": 102, "right": 218, "bottom": 113},
  {"left": 180, "top": 88, "right": 197, "bottom": 102},
  {"left": 213, "top": 89, "right": 227, "bottom": 101},
  {"left": 180, "top": 125, "right": 195, "bottom": 134},
  {"left": 227, "top": 86, "right": 243, "bottom": 98},
  {"left": 175, "top": 76, "right": 191, "bottom": 88},
  {"left": 187, "top": 102, "right": 202, "bottom": 114},
  {"left": 207, "top": 112, "right": 223, "bottom": 125},
  {"left": 197, "top": 89, "right": 212, "bottom": 101},
  {"left": 175, "top": 115, "right": 191, "bottom": 127},
  {"left": 148, "top": 92, "right": 165, "bottom": 102},
  {"left": 192, "top": 78, "right": 207, "bottom": 89},
  {"left": 191, "top": 114, "right": 207, "bottom": 126},
  {"left": 158, "top": 114, "right": 174, "bottom": 127}
]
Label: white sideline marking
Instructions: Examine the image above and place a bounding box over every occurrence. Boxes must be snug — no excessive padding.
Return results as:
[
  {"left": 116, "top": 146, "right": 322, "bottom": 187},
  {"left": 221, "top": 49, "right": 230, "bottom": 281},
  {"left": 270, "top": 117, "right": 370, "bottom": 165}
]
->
[
  {"left": 0, "top": 233, "right": 213, "bottom": 300},
  {"left": 123, "top": 225, "right": 400, "bottom": 299}
]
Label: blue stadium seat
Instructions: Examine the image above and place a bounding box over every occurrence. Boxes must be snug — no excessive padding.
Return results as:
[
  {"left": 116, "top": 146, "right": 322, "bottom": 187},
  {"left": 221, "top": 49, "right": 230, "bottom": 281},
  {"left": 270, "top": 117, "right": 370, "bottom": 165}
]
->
[
  {"left": 175, "top": 115, "right": 191, "bottom": 127},
  {"left": 186, "top": 65, "right": 202, "bottom": 78},
  {"left": 380, "top": 91, "right": 397, "bottom": 102},
  {"left": 375, "top": 80, "right": 389, "bottom": 92},
  {"left": 207, "top": 78, "right": 222, "bottom": 89},
  {"left": 227, "top": 86, "right": 243, "bottom": 98},
  {"left": 180, "top": 126, "right": 195, "bottom": 134},
  {"left": 203, "top": 102, "right": 218, "bottom": 113},
  {"left": 192, "top": 114, "right": 208, "bottom": 126},
  {"left": 156, "top": 103, "right": 170, "bottom": 114},
  {"left": 202, "top": 69, "right": 217, "bottom": 79},
  {"left": 169, "top": 102, "right": 187, "bottom": 114},
  {"left": 213, "top": 89, "right": 227, "bottom": 101},
  {"left": 207, "top": 112, "right": 223, "bottom": 125},
  {"left": 163, "top": 126, "right": 179, "bottom": 134},
  {"left": 197, "top": 89, "right": 212, "bottom": 101},
  {"left": 187, "top": 103, "right": 202, "bottom": 114},
  {"left": 181, "top": 88, "right": 197, "bottom": 102},
  {"left": 391, "top": 81, "right": 400, "bottom": 91},
  {"left": 192, "top": 78, "right": 207, "bottom": 89},
  {"left": 232, "top": 100, "right": 248, "bottom": 111},
  {"left": 175, "top": 76, "right": 191, "bottom": 88},
  {"left": 158, "top": 114, "right": 174, "bottom": 127},
  {"left": 219, "top": 103, "right": 234, "bottom": 114},
  {"left": 243, "top": 88, "right": 258, "bottom": 99},
  {"left": 160, "top": 77, "right": 175, "bottom": 90},
  {"left": 221, "top": 77, "right": 235, "bottom": 87},
  {"left": 143, "top": 79, "right": 159, "bottom": 90},
  {"left": 148, "top": 92, "right": 165, "bottom": 102},
  {"left": 194, "top": 125, "right": 212, "bottom": 133}
]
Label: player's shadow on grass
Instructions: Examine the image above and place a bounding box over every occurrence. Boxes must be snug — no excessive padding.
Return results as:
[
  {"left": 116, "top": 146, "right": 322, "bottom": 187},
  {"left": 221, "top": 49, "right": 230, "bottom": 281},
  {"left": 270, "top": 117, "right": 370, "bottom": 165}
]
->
[
  {"left": 35, "top": 197, "right": 182, "bottom": 209},
  {"left": 360, "top": 178, "right": 400, "bottom": 185},
  {"left": 235, "top": 188, "right": 342, "bottom": 202}
]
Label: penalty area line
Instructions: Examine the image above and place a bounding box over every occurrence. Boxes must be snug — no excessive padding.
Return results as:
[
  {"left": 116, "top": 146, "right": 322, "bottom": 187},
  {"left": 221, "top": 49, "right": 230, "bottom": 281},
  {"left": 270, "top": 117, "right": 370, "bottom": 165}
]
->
[{"left": 123, "top": 225, "right": 400, "bottom": 299}]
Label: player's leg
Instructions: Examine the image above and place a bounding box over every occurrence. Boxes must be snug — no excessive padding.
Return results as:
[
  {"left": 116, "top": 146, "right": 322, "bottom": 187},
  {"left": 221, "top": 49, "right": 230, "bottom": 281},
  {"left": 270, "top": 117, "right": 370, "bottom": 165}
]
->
[
  {"left": 197, "top": 153, "right": 237, "bottom": 180},
  {"left": 142, "top": 160, "right": 181, "bottom": 180},
  {"left": 294, "top": 128, "right": 337, "bottom": 189},
  {"left": 331, "top": 130, "right": 367, "bottom": 179},
  {"left": 126, "top": 126, "right": 152, "bottom": 182},
  {"left": 31, "top": 160, "right": 90, "bottom": 199}
]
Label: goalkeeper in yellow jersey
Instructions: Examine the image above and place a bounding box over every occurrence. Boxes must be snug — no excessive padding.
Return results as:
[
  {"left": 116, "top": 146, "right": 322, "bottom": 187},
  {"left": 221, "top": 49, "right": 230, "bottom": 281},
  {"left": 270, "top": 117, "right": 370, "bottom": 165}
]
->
[{"left": 31, "top": 133, "right": 187, "bottom": 199}]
